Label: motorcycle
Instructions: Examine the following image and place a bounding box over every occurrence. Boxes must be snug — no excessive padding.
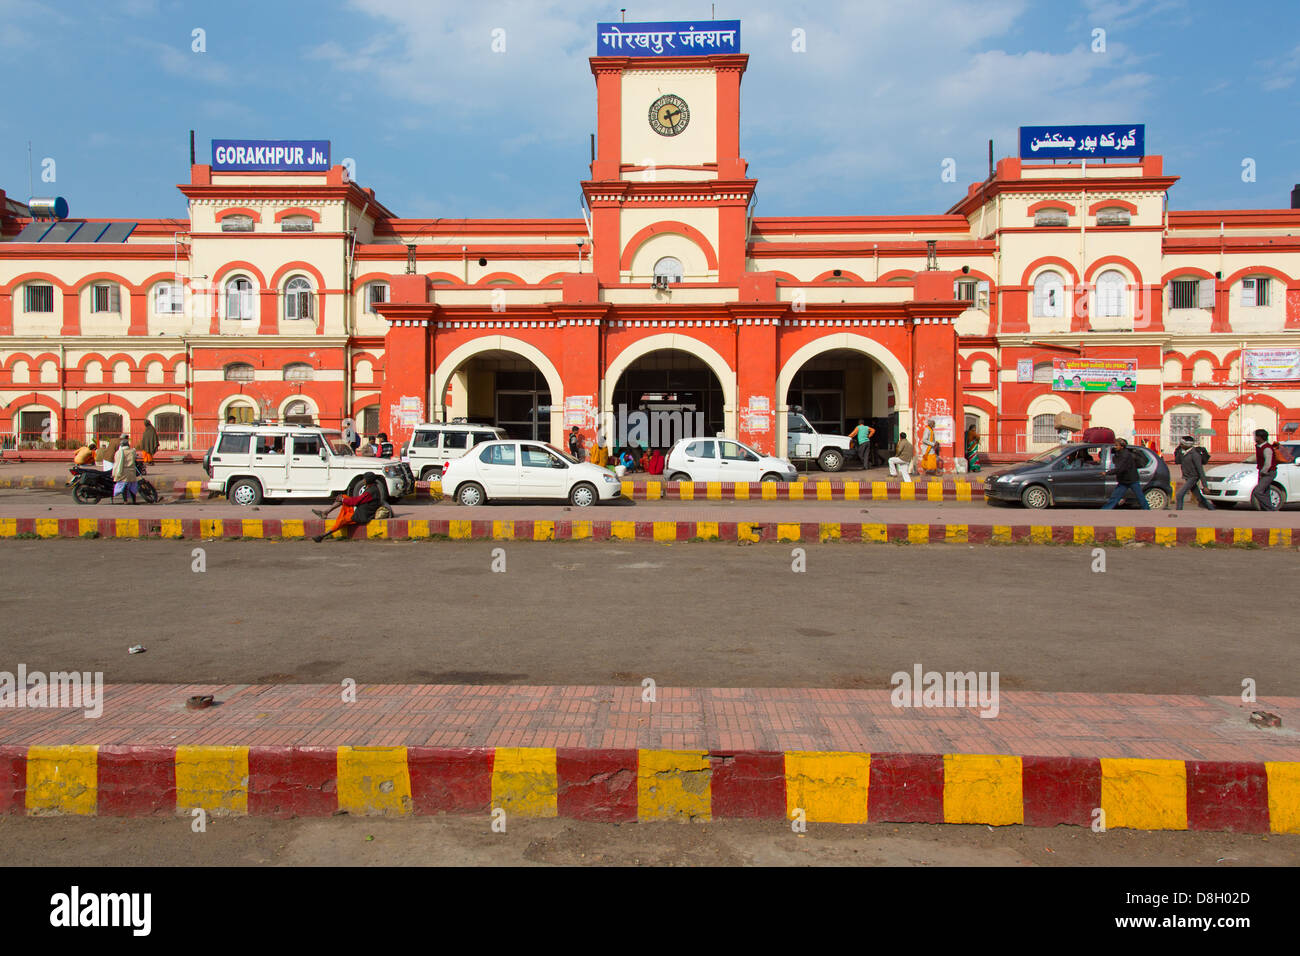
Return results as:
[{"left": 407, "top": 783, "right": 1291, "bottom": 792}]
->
[{"left": 70, "top": 460, "right": 159, "bottom": 504}]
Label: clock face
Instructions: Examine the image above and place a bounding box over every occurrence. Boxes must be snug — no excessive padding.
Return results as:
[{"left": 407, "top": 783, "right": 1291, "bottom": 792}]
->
[{"left": 649, "top": 94, "right": 690, "bottom": 136}]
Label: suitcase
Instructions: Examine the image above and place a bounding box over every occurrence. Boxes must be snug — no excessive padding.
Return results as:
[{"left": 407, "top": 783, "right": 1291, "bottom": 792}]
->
[{"left": 1081, "top": 427, "right": 1115, "bottom": 443}]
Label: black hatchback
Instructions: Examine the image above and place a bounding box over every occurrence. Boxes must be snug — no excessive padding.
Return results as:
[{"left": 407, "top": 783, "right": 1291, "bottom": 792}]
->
[{"left": 983, "top": 443, "right": 1173, "bottom": 510}]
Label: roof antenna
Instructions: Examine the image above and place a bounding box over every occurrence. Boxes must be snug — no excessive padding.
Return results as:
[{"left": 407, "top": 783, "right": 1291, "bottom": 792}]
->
[
  {"left": 190, "top": 129, "right": 196, "bottom": 166},
  {"left": 27, "top": 141, "right": 33, "bottom": 197},
  {"left": 620, "top": 8, "right": 626, "bottom": 22}
]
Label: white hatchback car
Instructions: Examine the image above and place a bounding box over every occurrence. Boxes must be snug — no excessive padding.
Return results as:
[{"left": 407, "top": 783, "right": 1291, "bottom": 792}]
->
[
  {"left": 441, "top": 440, "right": 622, "bottom": 507},
  {"left": 664, "top": 437, "right": 798, "bottom": 483},
  {"left": 1202, "top": 441, "right": 1300, "bottom": 509}
]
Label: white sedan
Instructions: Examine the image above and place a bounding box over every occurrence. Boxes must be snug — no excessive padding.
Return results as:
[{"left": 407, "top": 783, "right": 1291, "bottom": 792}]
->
[
  {"left": 1201, "top": 441, "right": 1300, "bottom": 509},
  {"left": 664, "top": 437, "right": 798, "bottom": 483},
  {"left": 441, "top": 440, "right": 622, "bottom": 507}
]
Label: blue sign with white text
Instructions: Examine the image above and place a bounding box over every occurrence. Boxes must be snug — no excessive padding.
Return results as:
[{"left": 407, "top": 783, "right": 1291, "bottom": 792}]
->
[
  {"left": 1019, "top": 125, "right": 1144, "bottom": 160},
  {"left": 212, "top": 140, "right": 331, "bottom": 171},
  {"left": 596, "top": 20, "right": 740, "bottom": 56}
]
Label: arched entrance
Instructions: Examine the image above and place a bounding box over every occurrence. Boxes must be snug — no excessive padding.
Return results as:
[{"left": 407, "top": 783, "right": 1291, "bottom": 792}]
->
[
  {"left": 606, "top": 348, "right": 726, "bottom": 451},
  {"left": 776, "top": 335, "right": 909, "bottom": 466},
  {"left": 433, "top": 340, "right": 564, "bottom": 442}
]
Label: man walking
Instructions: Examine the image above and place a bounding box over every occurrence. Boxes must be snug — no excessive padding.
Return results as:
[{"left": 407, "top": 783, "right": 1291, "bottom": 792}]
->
[
  {"left": 849, "top": 419, "right": 875, "bottom": 470},
  {"left": 915, "top": 419, "right": 938, "bottom": 477},
  {"left": 568, "top": 425, "right": 584, "bottom": 461},
  {"left": 1251, "top": 428, "right": 1283, "bottom": 511},
  {"left": 1174, "top": 435, "right": 1214, "bottom": 511},
  {"left": 888, "top": 432, "right": 914, "bottom": 483},
  {"left": 111, "top": 435, "right": 139, "bottom": 505},
  {"left": 1101, "top": 437, "right": 1149, "bottom": 510}
]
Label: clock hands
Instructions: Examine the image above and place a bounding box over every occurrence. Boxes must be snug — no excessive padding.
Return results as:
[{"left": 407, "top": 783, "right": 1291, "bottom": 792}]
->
[{"left": 661, "top": 107, "right": 680, "bottom": 126}]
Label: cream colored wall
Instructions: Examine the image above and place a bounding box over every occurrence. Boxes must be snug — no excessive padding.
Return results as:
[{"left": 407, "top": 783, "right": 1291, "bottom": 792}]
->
[
  {"left": 620, "top": 206, "right": 718, "bottom": 280},
  {"left": 188, "top": 198, "right": 342, "bottom": 233},
  {"left": 620, "top": 69, "right": 717, "bottom": 169},
  {"left": 12, "top": 282, "right": 63, "bottom": 335},
  {"left": 1227, "top": 276, "right": 1286, "bottom": 332}
]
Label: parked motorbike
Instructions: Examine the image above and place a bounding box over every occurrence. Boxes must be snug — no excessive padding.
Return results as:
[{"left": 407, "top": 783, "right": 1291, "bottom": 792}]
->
[{"left": 69, "top": 461, "right": 159, "bottom": 504}]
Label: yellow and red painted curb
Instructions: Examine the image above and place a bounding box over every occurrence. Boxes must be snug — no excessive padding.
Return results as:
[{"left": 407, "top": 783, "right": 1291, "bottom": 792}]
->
[
  {"left": 169, "top": 478, "right": 982, "bottom": 502},
  {"left": 1, "top": 745, "right": 1295, "bottom": 831},
  {"left": 1, "top": 514, "right": 1295, "bottom": 546}
]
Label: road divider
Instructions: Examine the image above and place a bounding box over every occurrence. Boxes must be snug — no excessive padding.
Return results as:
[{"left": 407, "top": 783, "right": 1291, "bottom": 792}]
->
[
  {"left": 0, "top": 514, "right": 1295, "bottom": 545},
  {"left": 1, "top": 744, "right": 1293, "bottom": 831}
]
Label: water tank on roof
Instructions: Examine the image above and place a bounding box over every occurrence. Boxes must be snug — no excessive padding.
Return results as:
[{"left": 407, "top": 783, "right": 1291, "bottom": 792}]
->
[{"left": 28, "top": 197, "right": 69, "bottom": 220}]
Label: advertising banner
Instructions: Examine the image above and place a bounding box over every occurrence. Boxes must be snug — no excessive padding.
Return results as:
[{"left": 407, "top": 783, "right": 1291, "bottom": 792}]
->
[
  {"left": 597, "top": 20, "right": 740, "bottom": 56},
  {"left": 1051, "top": 358, "right": 1138, "bottom": 392},
  {"left": 1019, "top": 125, "right": 1144, "bottom": 160},
  {"left": 212, "top": 140, "right": 331, "bottom": 171},
  {"left": 1242, "top": 348, "right": 1300, "bottom": 381}
]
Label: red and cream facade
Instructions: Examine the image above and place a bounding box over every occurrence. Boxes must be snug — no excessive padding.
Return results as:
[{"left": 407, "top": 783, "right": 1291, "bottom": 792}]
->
[{"left": 3, "top": 49, "right": 1299, "bottom": 459}]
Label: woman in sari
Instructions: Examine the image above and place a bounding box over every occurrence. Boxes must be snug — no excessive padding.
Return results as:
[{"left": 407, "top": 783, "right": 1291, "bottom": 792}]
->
[{"left": 964, "top": 426, "right": 981, "bottom": 472}]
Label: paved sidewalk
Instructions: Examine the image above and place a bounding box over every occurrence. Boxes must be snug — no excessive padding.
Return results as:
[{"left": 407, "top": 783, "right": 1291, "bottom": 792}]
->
[
  {"left": 2, "top": 684, "right": 1295, "bottom": 761},
  {"left": 3, "top": 685, "right": 1295, "bottom": 829}
]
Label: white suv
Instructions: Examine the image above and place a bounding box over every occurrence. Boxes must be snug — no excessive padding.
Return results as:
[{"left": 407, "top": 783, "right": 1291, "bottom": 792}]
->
[
  {"left": 204, "top": 423, "right": 415, "bottom": 506},
  {"left": 403, "top": 422, "right": 507, "bottom": 481}
]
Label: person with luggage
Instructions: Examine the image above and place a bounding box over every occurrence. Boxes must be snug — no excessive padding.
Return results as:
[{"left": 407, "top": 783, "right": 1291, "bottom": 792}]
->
[
  {"left": 915, "top": 419, "right": 939, "bottom": 477},
  {"left": 1101, "top": 437, "right": 1149, "bottom": 510},
  {"left": 1251, "top": 428, "right": 1289, "bottom": 511},
  {"left": 1174, "top": 435, "right": 1214, "bottom": 511}
]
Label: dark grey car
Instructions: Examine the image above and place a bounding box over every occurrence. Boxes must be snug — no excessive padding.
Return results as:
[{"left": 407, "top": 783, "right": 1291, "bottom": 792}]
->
[{"left": 983, "top": 443, "right": 1173, "bottom": 509}]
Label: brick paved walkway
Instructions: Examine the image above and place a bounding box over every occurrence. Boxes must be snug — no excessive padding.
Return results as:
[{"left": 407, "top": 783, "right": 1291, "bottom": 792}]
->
[{"left": 2, "top": 684, "right": 1294, "bottom": 762}]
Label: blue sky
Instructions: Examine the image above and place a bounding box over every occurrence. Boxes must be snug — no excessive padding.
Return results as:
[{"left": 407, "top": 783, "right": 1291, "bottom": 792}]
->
[{"left": 2, "top": 0, "right": 1297, "bottom": 221}]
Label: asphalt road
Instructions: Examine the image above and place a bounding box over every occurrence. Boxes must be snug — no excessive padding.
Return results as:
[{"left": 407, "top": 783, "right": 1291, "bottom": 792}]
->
[
  {"left": 1, "top": 815, "right": 1291, "bottom": 867},
  {"left": 0, "top": 540, "right": 1293, "bottom": 694}
]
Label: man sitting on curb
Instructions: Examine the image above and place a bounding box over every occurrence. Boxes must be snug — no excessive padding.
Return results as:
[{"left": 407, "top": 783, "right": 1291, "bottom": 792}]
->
[{"left": 312, "top": 473, "right": 385, "bottom": 542}]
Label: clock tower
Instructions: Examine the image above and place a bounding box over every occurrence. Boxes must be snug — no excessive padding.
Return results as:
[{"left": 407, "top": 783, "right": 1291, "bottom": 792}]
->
[{"left": 584, "top": 26, "right": 753, "bottom": 286}]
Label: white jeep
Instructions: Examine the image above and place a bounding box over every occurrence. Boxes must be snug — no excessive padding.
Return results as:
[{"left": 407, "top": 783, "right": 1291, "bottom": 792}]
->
[
  {"left": 204, "top": 423, "right": 415, "bottom": 506},
  {"left": 785, "top": 410, "right": 854, "bottom": 472}
]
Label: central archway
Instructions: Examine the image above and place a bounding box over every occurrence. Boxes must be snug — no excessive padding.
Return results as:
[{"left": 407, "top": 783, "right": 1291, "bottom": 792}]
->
[
  {"left": 602, "top": 334, "right": 737, "bottom": 449},
  {"left": 776, "top": 333, "right": 909, "bottom": 465},
  {"left": 432, "top": 337, "right": 564, "bottom": 441}
]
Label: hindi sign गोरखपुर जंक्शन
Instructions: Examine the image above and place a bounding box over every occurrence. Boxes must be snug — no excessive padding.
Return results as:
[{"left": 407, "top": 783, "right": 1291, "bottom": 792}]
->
[{"left": 597, "top": 20, "right": 740, "bottom": 57}]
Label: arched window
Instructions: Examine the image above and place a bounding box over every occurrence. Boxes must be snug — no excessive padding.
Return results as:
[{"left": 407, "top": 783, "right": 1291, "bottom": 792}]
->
[
  {"left": 365, "top": 281, "right": 389, "bottom": 314},
  {"left": 153, "top": 413, "right": 185, "bottom": 447},
  {"left": 284, "top": 362, "right": 314, "bottom": 381},
  {"left": 279, "top": 215, "right": 313, "bottom": 233},
  {"left": 284, "top": 400, "right": 313, "bottom": 424},
  {"left": 1096, "top": 206, "right": 1131, "bottom": 226},
  {"left": 225, "top": 277, "right": 256, "bottom": 320},
  {"left": 653, "top": 256, "right": 683, "bottom": 284},
  {"left": 93, "top": 411, "right": 124, "bottom": 443},
  {"left": 1033, "top": 272, "right": 1064, "bottom": 318},
  {"left": 224, "top": 362, "right": 255, "bottom": 382},
  {"left": 224, "top": 402, "right": 256, "bottom": 424},
  {"left": 285, "top": 276, "right": 314, "bottom": 320},
  {"left": 1034, "top": 208, "right": 1069, "bottom": 227},
  {"left": 1031, "top": 413, "right": 1059, "bottom": 444},
  {"left": 220, "top": 214, "right": 254, "bottom": 233},
  {"left": 1094, "top": 270, "right": 1127, "bottom": 318},
  {"left": 154, "top": 281, "right": 184, "bottom": 314}
]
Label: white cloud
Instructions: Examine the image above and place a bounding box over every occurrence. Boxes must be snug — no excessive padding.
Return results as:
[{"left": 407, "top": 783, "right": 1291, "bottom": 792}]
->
[{"left": 298, "top": 0, "right": 1161, "bottom": 214}]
